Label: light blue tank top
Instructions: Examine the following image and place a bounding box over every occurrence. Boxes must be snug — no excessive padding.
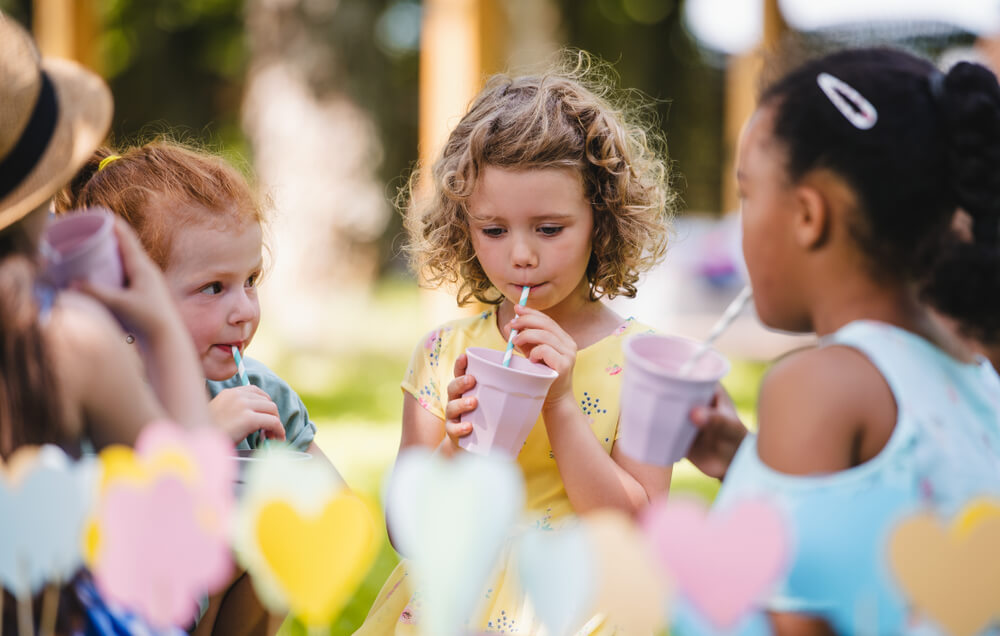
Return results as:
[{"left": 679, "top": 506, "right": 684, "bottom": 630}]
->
[{"left": 714, "top": 320, "right": 1000, "bottom": 634}]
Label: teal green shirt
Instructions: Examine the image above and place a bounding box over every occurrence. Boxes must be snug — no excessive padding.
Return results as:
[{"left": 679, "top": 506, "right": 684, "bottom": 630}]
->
[{"left": 206, "top": 356, "right": 316, "bottom": 451}]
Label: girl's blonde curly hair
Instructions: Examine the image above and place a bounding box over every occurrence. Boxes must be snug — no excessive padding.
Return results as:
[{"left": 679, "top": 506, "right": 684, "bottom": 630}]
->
[{"left": 403, "top": 51, "right": 677, "bottom": 306}]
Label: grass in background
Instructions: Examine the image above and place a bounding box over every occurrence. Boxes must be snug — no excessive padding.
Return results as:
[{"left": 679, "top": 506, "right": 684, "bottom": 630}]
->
[{"left": 271, "top": 279, "right": 768, "bottom": 635}]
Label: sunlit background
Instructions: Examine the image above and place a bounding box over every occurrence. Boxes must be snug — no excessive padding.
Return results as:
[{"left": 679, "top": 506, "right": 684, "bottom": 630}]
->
[{"left": 3, "top": 0, "right": 997, "bottom": 632}]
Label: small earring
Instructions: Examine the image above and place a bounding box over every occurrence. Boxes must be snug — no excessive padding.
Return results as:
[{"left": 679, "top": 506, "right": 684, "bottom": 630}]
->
[{"left": 125, "top": 334, "right": 135, "bottom": 344}]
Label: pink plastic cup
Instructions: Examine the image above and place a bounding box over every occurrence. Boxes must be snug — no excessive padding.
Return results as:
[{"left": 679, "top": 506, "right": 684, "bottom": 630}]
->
[
  {"left": 617, "top": 333, "right": 730, "bottom": 466},
  {"left": 459, "top": 346, "right": 559, "bottom": 458},
  {"left": 40, "top": 208, "right": 123, "bottom": 289}
]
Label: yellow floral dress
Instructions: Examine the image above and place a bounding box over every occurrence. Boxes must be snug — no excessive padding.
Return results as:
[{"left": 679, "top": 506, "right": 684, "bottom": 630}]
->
[{"left": 354, "top": 307, "right": 655, "bottom": 635}]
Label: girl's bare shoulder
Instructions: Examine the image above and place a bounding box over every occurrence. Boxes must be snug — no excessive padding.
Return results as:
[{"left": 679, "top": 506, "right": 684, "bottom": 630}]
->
[{"left": 756, "top": 345, "right": 896, "bottom": 475}]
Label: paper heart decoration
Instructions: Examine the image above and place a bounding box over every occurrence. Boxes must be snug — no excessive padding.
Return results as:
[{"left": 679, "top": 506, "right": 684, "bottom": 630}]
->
[
  {"left": 91, "top": 476, "right": 233, "bottom": 628},
  {"left": 584, "top": 510, "right": 669, "bottom": 635},
  {"left": 0, "top": 445, "right": 96, "bottom": 595},
  {"left": 386, "top": 448, "right": 524, "bottom": 636},
  {"left": 888, "top": 498, "right": 1000, "bottom": 636},
  {"left": 516, "top": 524, "right": 596, "bottom": 636},
  {"left": 641, "top": 496, "right": 789, "bottom": 630},
  {"left": 234, "top": 448, "right": 373, "bottom": 627},
  {"left": 88, "top": 420, "right": 235, "bottom": 565},
  {"left": 255, "top": 493, "right": 379, "bottom": 626},
  {"left": 134, "top": 419, "right": 235, "bottom": 524}
]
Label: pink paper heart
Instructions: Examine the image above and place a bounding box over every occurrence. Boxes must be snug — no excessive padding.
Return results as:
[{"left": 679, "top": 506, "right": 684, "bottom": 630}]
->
[
  {"left": 135, "top": 420, "right": 235, "bottom": 534},
  {"left": 93, "top": 476, "right": 232, "bottom": 629},
  {"left": 641, "top": 497, "right": 790, "bottom": 629}
]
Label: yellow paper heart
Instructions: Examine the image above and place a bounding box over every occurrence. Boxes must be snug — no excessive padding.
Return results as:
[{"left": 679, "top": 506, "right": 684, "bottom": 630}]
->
[
  {"left": 255, "top": 492, "right": 379, "bottom": 627},
  {"left": 889, "top": 500, "right": 1000, "bottom": 636},
  {"left": 97, "top": 445, "right": 196, "bottom": 491}
]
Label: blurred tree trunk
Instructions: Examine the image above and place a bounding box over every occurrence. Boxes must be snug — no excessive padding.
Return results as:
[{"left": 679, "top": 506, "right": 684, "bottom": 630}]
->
[
  {"left": 32, "top": 0, "right": 98, "bottom": 70},
  {"left": 242, "top": 0, "right": 390, "bottom": 349}
]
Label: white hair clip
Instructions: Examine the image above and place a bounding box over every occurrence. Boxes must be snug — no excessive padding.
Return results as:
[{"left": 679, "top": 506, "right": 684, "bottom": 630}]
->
[{"left": 817, "top": 72, "right": 878, "bottom": 130}]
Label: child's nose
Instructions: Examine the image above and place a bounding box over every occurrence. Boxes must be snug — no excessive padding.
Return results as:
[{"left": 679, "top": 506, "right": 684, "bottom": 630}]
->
[
  {"left": 229, "top": 289, "right": 259, "bottom": 325},
  {"left": 511, "top": 236, "right": 538, "bottom": 268}
]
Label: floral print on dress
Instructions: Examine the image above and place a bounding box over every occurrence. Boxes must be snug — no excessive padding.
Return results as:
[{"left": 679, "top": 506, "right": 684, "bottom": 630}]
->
[
  {"left": 580, "top": 391, "right": 608, "bottom": 416},
  {"left": 485, "top": 609, "right": 519, "bottom": 633},
  {"left": 605, "top": 364, "right": 622, "bottom": 376},
  {"left": 424, "top": 327, "right": 451, "bottom": 368},
  {"left": 417, "top": 379, "right": 440, "bottom": 411},
  {"left": 612, "top": 317, "right": 635, "bottom": 336}
]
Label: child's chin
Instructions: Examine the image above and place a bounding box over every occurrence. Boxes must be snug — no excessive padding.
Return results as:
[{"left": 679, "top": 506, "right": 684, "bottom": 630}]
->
[{"left": 206, "top": 367, "right": 235, "bottom": 382}]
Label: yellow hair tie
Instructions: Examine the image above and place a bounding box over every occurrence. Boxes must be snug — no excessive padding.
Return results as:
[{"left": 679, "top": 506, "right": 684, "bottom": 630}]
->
[{"left": 98, "top": 155, "right": 122, "bottom": 171}]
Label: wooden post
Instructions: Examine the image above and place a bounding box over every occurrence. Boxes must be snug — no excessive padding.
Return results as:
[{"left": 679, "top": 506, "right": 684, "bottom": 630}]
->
[
  {"left": 32, "top": 0, "right": 99, "bottom": 72},
  {"left": 720, "top": 0, "right": 786, "bottom": 214},
  {"left": 417, "top": 0, "right": 507, "bottom": 322}
]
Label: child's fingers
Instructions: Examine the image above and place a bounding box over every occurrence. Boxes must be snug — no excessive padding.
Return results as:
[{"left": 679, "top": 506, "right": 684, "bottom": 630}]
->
[
  {"left": 526, "top": 343, "right": 562, "bottom": 371},
  {"left": 513, "top": 327, "right": 574, "bottom": 358},
  {"left": 446, "top": 373, "right": 476, "bottom": 402},
  {"left": 444, "top": 418, "right": 473, "bottom": 440},
  {"left": 452, "top": 353, "right": 468, "bottom": 380},
  {"left": 241, "top": 412, "right": 284, "bottom": 439},
  {"left": 510, "top": 306, "right": 563, "bottom": 331},
  {"left": 444, "top": 395, "right": 477, "bottom": 422},
  {"left": 248, "top": 395, "right": 280, "bottom": 417},
  {"left": 110, "top": 217, "right": 152, "bottom": 281}
]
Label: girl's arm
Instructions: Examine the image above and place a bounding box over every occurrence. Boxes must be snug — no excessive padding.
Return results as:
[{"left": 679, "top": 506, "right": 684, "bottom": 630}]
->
[
  {"left": 401, "top": 391, "right": 458, "bottom": 457},
  {"left": 49, "top": 294, "right": 166, "bottom": 449},
  {"left": 71, "top": 219, "right": 212, "bottom": 434},
  {"left": 511, "top": 307, "right": 671, "bottom": 515}
]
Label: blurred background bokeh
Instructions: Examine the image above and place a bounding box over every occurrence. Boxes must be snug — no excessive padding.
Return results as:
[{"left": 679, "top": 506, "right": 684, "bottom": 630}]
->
[{"left": 3, "top": 1, "right": 997, "bottom": 632}]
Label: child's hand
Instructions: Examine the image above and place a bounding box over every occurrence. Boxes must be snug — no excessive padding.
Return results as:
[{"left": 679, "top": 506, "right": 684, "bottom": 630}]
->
[
  {"left": 73, "top": 218, "right": 183, "bottom": 342},
  {"left": 686, "top": 386, "right": 748, "bottom": 480},
  {"left": 210, "top": 386, "right": 286, "bottom": 444},
  {"left": 442, "top": 353, "right": 477, "bottom": 448},
  {"left": 508, "top": 305, "right": 577, "bottom": 405}
]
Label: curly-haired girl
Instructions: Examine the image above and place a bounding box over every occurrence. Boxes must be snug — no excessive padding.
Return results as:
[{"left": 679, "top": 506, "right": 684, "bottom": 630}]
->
[{"left": 357, "top": 53, "right": 677, "bottom": 635}]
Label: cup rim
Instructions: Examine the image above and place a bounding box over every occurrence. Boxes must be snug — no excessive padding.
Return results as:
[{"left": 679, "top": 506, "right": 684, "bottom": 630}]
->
[
  {"left": 466, "top": 346, "right": 559, "bottom": 379},
  {"left": 623, "top": 332, "right": 731, "bottom": 381},
  {"left": 232, "top": 449, "right": 312, "bottom": 461},
  {"left": 41, "top": 208, "right": 114, "bottom": 262}
]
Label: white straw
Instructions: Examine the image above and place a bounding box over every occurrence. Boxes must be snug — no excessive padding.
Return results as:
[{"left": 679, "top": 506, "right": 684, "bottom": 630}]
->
[
  {"left": 502, "top": 286, "right": 531, "bottom": 367},
  {"left": 679, "top": 286, "right": 753, "bottom": 377}
]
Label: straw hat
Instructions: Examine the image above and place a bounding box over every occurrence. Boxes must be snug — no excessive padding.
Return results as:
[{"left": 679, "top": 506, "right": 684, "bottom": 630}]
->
[{"left": 0, "top": 13, "right": 112, "bottom": 231}]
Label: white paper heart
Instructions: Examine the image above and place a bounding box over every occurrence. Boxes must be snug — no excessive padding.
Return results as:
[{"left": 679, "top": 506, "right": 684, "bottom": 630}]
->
[
  {"left": 0, "top": 445, "right": 96, "bottom": 595},
  {"left": 516, "top": 524, "right": 596, "bottom": 636},
  {"left": 386, "top": 448, "right": 524, "bottom": 636}
]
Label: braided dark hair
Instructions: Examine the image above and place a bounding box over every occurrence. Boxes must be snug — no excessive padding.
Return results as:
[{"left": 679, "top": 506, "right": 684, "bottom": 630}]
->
[{"left": 761, "top": 48, "right": 1000, "bottom": 344}]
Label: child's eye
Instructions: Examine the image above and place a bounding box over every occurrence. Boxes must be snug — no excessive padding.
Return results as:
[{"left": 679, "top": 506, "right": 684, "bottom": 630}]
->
[
  {"left": 199, "top": 282, "right": 223, "bottom": 295},
  {"left": 481, "top": 227, "right": 506, "bottom": 238},
  {"left": 246, "top": 273, "right": 260, "bottom": 288},
  {"left": 539, "top": 225, "right": 563, "bottom": 236}
]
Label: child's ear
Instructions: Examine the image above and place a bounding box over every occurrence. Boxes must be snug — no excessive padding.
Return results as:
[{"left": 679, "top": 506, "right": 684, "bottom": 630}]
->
[{"left": 792, "top": 184, "right": 829, "bottom": 250}]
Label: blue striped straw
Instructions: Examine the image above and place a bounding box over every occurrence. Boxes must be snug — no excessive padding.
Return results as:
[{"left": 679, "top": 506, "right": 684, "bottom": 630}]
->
[
  {"left": 502, "top": 285, "right": 531, "bottom": 367},
  {"left": 233, "top": 346, "right": 266, "bottom": 446},
  {"left": 231, "top": 346, "right": 250, "bottom": 386}
]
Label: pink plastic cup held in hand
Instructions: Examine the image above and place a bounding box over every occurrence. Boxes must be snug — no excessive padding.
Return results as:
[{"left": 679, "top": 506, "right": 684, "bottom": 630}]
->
[
  {"left": 41, "top": 207, "right": 124, "bottom": 289},
  {"left": 618, "top": 333, "right": 730, "bottom": 466},
  {"left": 459, "top": 346, "right": 559, "bottom": 458}
]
